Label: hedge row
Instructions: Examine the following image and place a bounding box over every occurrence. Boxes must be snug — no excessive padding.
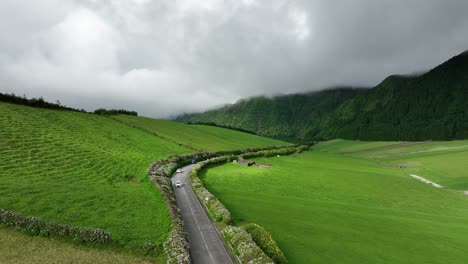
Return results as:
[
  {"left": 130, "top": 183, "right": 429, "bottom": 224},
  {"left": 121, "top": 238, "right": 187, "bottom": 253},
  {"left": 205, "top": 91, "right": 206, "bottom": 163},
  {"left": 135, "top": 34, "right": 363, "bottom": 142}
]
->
[
  {"left": 243, "top": 223, "right": 288, "bottom": 264},
  {"left": 147, "top": 145, "right": 310, "bottom": 263},
  {"left": 190, "top": 156, "right": 235, "bottom": 224},
  {"left": 0, "top": 209, "right": 111, "bottom": 245},
  {"left": 239, "top": 146, "right": 307, "bottom": 160},
  {"left": 222, "top": 226, "right": 273, "bottom": 264},
  {"left": 147, "top": 151, "right": 229, "bottom": 263},
  {"left": 189, "top": 145, "right": 311, "bottom": 264},
  {"left": 213, "top": 145, "right": 298, "bottom": 157},
  {"left": 149, "top": 176, "right": 190, "bottom": 264},
  {"left": 148, "top": 152, "right": 214, "bottom": 178},
  {"left": 147, "top": 145, "right": 297, "bottom": 180}
]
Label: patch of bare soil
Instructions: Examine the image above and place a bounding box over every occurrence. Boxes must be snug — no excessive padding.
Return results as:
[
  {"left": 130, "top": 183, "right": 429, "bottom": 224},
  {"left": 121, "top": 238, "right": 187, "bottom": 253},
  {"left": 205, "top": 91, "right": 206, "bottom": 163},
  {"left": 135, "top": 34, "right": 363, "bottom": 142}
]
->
[
  {"left": 236, "top": 156, "right": 271, "bottom": 168},
  {"left": 254, "top": 163, "right": 272, "bottom": 168}
]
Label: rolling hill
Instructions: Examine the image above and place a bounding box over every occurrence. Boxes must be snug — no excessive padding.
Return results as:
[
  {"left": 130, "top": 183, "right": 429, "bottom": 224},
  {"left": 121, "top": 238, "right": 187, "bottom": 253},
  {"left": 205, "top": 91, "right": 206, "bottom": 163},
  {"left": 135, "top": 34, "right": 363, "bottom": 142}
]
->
[
  {"left": 112, "top": 115, "right": 287, "bottom": 151},
  {"left": 0, "top": 100, "right": 288, "bottom": 261},
  {"left": 0, "top": 101, "right": 191, "bottom": 258},
  {"left": 177, "top": 50, "right": 468, "bottom": 142}
]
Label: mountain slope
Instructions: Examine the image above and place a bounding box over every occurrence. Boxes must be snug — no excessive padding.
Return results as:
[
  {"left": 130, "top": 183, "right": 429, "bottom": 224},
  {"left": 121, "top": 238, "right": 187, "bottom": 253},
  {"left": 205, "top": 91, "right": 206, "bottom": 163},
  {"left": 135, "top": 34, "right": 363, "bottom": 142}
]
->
[
  {"left": 318, "top": 52, "right": 468, "bottom": 140},
  {"left": 177, "top": 88, "right": 367, "bottom": 142},
  {"left": 177, "top": 51, "right": 468, "bottom": 141}
]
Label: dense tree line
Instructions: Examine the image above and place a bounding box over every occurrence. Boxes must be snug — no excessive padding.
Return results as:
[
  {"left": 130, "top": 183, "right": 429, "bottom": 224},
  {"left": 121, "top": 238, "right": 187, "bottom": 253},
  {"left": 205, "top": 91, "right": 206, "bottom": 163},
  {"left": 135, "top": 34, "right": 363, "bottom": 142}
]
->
[
  {"left": 1, "top": 92, "right": 138, "bottom": 117},
  {"left": 94, "top": 108, "right": 138, "bottom": 116},
  {"left": 186, "top": 121, "right": 258, "bottom": 135},
  {"left": 0, "top": 92, "right": 86, "bottom": 112}
]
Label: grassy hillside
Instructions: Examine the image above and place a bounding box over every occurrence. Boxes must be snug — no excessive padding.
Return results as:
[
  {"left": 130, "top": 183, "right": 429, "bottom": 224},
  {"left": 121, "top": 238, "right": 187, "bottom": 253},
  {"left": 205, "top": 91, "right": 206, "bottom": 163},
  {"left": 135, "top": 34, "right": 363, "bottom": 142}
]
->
[
  {"left": 0, "top": 226, "right": 154, "bottom": 264},
  {"left": 0, "top": 102, "right": 191, "bottom": 255},
  {"left": 177, "top": 50, "right": 468, "bottom": 142},
  {"left": 112, "top": 115, "right": 287, "bottom": 151},
  {"left": 316, "top": 139, "right": 468, "bottom": 190},
  {"left": 201, "top": 145, "right": 468, "bottom": 263}
]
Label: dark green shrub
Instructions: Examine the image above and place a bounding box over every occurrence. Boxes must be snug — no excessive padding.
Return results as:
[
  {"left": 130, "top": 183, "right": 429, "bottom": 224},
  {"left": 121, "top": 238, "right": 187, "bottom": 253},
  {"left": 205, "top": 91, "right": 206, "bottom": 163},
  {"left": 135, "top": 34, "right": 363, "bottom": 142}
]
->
[
  {"left": 0, "top": 209, "right": 111, "bottom": 245},
  {"left": 222, "top": 226, "right": 273, "bottom": 264},
  {"left": 244, "top": 223, "right": 288, "bottom": 264}
]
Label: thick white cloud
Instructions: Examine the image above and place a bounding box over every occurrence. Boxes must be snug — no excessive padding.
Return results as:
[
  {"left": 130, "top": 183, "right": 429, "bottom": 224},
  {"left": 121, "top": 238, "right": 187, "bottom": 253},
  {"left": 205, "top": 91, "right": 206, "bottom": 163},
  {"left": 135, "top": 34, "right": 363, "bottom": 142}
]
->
[{"left": 1, "top": 0, "right": 468, "bottom": 118}]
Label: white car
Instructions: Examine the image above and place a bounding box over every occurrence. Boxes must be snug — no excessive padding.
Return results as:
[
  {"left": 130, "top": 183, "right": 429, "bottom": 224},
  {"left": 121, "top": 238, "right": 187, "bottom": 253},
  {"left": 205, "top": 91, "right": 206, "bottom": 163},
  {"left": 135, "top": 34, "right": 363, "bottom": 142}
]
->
[
  {"left": 176, "top": 169, "right": 182, "bottom": 173},
  {"left": 175, "top": 181, "right": 182, "bottom": 188}
]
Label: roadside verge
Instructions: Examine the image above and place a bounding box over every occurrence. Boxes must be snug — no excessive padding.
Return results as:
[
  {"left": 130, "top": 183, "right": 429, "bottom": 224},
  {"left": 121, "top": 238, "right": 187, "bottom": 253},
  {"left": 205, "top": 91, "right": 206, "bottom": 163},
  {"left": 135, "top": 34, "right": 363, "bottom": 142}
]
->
[
  {"left": 147, "top": 145, "right": 301, "bottom": 263},
  {"left": 189, "top": 145, "right": 311, "bottom": 263}
]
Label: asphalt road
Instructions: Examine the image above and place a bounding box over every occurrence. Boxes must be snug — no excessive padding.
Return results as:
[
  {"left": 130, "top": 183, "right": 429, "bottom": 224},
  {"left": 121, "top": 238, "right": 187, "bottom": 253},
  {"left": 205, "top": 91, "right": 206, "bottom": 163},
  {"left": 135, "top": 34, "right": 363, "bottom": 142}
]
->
[{"left": 172, "top": 164, "right": 235, "bottom": 264}]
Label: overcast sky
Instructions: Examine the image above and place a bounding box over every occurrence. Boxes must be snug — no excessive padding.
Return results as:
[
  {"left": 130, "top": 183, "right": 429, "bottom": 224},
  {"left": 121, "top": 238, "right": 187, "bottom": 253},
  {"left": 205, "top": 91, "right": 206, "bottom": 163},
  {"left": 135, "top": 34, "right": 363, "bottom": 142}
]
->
[{"left": 1, "top": 0, "right": 468, "bottom": 118}]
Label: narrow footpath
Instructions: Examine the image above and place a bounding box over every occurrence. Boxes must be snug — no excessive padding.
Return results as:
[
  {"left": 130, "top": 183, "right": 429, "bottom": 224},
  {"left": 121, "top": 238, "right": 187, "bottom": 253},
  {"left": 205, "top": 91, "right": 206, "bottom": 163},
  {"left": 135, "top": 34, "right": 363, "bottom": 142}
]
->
[{"left": 171, "top": 164, "right": 234, "bottom": 264}]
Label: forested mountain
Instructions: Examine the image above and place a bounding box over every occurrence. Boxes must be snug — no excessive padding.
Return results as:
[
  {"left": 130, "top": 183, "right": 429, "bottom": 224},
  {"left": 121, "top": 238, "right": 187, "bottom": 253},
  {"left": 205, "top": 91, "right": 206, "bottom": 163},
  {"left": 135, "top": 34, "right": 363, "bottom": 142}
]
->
[
  {"left": 176, "top": 51, "right": 468, "bottom": 142},
  {"left": 177, "top": 88, "right": 367, "bottom": 141}
]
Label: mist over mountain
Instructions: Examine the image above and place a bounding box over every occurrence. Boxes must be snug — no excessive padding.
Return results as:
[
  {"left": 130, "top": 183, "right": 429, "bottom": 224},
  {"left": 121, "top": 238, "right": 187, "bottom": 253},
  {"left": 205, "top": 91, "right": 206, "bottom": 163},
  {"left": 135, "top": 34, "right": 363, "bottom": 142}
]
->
[{"left": 176, "top": 51, "right": 468, "bottom": 142}]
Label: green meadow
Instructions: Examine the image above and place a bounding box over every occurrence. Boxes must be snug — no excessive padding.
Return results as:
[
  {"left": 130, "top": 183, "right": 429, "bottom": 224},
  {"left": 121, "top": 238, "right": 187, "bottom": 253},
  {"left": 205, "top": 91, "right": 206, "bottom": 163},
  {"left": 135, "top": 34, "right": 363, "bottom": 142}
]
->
[
  {"left": 0, "top": 102, "right": 191, "bottom": 255},
  {"left": 316, "top": 139, "right": 468, "bottom": 190},
  {"left": 201, "top": 142, "right": 468, "bottom": 263},
  {"left": 4, "top": 99, "right": 468, "bottom": 263},
  {"left": 112, "top": 115, "right": 286, "bottom": 152}
]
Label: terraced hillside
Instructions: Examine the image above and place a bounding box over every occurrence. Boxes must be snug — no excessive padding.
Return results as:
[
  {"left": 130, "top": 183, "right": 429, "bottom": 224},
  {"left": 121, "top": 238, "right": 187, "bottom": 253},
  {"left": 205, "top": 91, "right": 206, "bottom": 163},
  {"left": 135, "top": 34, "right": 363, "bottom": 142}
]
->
[
  {"left": 112, "top": 115, "right": 287, "bottom": 151},
  {"left": 201, "top": 143, "right": 468, "bottom": 263},
  {"left": 0, "top": 102, "right": 191, "bottom": 257}
]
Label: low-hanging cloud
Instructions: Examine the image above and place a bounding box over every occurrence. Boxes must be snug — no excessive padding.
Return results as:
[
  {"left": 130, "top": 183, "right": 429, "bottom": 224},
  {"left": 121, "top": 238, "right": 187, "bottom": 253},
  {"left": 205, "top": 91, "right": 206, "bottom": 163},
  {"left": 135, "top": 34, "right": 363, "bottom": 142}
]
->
[{"left": 1, "top": 0, "right": 468, "bottom": 118}]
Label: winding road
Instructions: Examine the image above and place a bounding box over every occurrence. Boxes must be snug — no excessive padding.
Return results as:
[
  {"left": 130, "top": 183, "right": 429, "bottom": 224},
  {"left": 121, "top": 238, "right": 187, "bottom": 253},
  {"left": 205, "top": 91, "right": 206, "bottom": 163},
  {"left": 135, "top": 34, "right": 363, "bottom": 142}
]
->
[{"left": 171, "top": 164, "right": 235, "bottom": 264}]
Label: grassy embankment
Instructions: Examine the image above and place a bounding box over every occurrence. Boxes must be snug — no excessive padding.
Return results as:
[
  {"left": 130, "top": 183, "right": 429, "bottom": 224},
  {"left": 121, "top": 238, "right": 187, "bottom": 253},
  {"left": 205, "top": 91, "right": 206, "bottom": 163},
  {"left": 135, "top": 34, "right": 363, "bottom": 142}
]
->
[
  {"left": 200, "top": 139, "right": 468, "bottom": 263},
  {"left": 112, "top": 115, "right": 287, "bottom": 152},
  {"left": 0, "top": 102, "right": 193, "bottom": 260}
]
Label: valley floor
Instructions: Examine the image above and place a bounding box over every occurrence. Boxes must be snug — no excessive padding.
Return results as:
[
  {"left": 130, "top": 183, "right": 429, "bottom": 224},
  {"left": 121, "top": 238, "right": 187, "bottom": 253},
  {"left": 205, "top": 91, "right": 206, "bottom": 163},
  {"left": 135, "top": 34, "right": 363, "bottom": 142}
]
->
[{"left": 200, "top": 140, "right": 468, "bottom": 263}]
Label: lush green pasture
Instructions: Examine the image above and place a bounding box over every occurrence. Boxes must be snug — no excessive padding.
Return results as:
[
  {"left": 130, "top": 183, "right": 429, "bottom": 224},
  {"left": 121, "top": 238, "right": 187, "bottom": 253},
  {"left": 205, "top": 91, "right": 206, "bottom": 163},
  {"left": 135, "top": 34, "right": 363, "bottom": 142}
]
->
[
  {"left": 0, "top": 102, "right": 191, "bottom": 253},
  {"left": 112, "top": 115, "right": 286, "bottom": 152},
  {"left": 315, "top": 139, "right": 468, "bottom": 157},
  {"left": 0, "top": 226, "right": 155, "bottom": 264},
  {"left": 313, "top": 139, "right": 399, "bottom": 155},
  {"left": 316, "top": 139, "right": 468, "bottom": 189},
  {"left": 201, "top": 150, "right": 468, "bottom": 263}
]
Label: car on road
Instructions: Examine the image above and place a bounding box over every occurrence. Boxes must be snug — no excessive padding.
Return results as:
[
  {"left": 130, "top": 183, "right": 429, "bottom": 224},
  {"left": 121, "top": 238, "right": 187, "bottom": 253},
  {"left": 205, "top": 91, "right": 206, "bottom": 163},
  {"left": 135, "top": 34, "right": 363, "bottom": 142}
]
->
[
  {"left": 175, "top": 181, "right": 182, "bottom": 188},
  {"left": 176, "top": 169, "right": 182, "bottom": 173}
]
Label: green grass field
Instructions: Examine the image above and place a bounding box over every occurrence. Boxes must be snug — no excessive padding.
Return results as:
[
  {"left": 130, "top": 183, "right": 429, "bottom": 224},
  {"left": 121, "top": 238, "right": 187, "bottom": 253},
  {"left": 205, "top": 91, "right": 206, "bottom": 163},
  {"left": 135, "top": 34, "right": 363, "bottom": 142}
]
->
[
  {"left": 0, "top": 226, "right": 155, "bottom": 264},
  {"left": 112, "top": 115, "right": 286, "bottom": 152},
  {"left": 316, "top": 139, "right": 468, "bottom": 190},
  {"left": 201, "top": 144, "right": 468, "bottom": 263},
  {"left": 0, "top": 102, "right": 192, "bottom": 256}
]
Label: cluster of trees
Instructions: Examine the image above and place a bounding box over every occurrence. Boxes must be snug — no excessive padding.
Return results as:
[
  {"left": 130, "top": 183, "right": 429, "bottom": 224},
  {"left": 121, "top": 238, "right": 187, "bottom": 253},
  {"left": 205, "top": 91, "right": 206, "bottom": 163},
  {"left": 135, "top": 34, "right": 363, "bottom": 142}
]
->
[
  {"left": 94, "top": 108, "right": 138, "bottom": 116},
  {"left": 0, "top": 93, "right": 86, "bottom": 112},
  {"left": 187, "top": 121, "right": 258, "bottom": 135},
  {"left": 1, "top": 93, "right": 138, "bottom": 117}
]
